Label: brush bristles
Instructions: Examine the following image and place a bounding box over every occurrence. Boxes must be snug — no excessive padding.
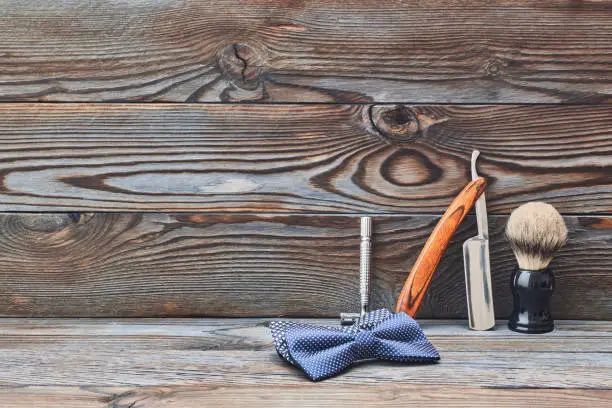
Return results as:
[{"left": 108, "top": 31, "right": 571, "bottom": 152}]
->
[{"left": 505, "top": 202, "right": 568, "bottom": 270}]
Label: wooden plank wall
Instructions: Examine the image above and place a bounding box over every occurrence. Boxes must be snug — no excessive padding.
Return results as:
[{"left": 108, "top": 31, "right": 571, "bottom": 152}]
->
[{"left": 0, "top": 0, "right": 610, "bottom": 318}]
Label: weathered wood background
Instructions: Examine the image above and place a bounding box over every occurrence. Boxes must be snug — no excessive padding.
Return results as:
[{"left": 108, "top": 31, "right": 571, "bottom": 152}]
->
[
  {"left": 0, "top": 0, "right": 610, "bottom": 319},
  {"left": 1, "top": 0, "right": 610, "bottom": 103},
  {"left": 0, "top": 104, "right": 609, "bottom": 214},
  {"left": 0, "top": 213, "right": 609, "bottom": 319}
]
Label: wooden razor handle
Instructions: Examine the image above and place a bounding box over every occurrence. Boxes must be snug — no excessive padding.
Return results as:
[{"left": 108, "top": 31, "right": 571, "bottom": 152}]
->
[{"left": 395, "top": 177, "right": 487, "bottom": 316}]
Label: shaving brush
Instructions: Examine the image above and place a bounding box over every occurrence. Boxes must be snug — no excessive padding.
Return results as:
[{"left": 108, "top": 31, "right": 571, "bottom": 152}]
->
[{"left": 505, "top": 202, "right": 568, "bottom": 333}]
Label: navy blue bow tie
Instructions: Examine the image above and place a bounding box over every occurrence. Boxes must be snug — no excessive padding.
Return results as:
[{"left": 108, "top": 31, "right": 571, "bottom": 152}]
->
[{"left": 269, "top": 309, "right": 439, "bottom": 381}]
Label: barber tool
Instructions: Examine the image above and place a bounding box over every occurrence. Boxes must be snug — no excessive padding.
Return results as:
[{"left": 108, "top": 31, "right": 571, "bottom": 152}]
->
[
  {"left": 462, "top": 151, "right": 495, "bottom": 330},
  {"left": 505, "top": 202, "right": 567, "bottom": 334},
  {"left": 341, "top": 216, "right": 372, "bottom": 325},
  {"left": 269, "top": 217, "right": 439, "bottom": 381},
  {"left": 396, "top": 176, "right": 487, "bottom": 316}
]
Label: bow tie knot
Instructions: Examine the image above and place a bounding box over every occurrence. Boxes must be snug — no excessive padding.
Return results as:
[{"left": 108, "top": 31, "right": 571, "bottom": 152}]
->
[
  {"left": 270, "top": 309, "right": 439, "bottom": 381},
  {"left": 354, "top": 330, "right": 379, "bottom": 359}
]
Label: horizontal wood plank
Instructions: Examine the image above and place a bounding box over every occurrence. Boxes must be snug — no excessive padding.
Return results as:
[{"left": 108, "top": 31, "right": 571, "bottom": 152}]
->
[
  {"left": 1, "top": 318, "right": 610, "bottom": 351},
  {"left": 0, "top": 386, "right": 610, "bottom": 408},
  {"left": 0, "top": 1, "right": 610, "bottom": 103},
  {"left": 0, "top": 104, "right": 610, "bottom": 214},
  {"left": 0, "top": 319, "right": 609, "bottom": 405},
  {"left": 0, "top": 319, "right": 609, "bottom": 389},
  {"left": 0, "top": 213, "right": 608, "bottom": 319}
]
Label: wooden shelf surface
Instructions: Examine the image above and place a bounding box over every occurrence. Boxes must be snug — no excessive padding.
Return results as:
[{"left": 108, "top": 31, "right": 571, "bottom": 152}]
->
[{"left": 0, "top": 318, "right": 609, "bottom": 406}]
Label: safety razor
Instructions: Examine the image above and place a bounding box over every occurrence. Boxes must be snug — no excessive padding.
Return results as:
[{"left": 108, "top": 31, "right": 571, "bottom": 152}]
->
[{"left": 341, "top": 217, "right": 372, "bottom": 325}]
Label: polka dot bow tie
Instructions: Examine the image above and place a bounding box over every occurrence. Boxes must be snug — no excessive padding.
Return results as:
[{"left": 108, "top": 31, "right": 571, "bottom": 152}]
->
[{"left": 269, "top": 309, "right": 439, "bottom": 381}]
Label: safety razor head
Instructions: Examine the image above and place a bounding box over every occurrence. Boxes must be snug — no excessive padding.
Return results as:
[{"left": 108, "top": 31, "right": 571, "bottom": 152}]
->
[
  {"left": 340, "top": 312, "right": 361, "bottom": 325},
  {"left": 341, "top": 306, "right": 367, "bottom": 325}
]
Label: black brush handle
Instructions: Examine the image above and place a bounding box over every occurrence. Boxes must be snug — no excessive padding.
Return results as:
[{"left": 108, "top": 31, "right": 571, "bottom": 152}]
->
[{"left": 508, "top": 268, "right": 555, "bottom": 334}]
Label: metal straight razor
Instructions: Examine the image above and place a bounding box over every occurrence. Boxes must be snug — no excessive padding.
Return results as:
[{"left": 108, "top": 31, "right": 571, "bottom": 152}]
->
[{"left": 462, "top": 151, "right": 495, "bottom": 330}]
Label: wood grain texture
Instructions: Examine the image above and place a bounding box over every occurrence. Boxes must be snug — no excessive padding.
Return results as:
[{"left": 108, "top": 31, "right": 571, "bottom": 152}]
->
[
  {"left": 0, "top": 0, "right": 610, "bottom": 103},
  {"left": 0, "top": 104, "right": 609, "bottom": 214},
  {"left": 0, "top": 387, "right": 610, "bottom": 408},
  {"left": 0, "top": 213, "right": 608, "bottom": 319},
  {"left": 0, "top": 318, "right": 609, "bottom": 388}
]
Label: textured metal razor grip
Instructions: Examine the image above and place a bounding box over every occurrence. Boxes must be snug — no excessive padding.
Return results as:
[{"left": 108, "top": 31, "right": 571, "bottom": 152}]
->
[{"left": 360, "top": 217, "right": 372, "bottom": 315}]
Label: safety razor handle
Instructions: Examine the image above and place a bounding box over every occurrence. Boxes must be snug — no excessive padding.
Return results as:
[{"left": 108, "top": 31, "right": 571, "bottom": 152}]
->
[
  {"left": 395, "top": 177, "right": 487, "bottom": 316},
  {"left": 360, "top": 217, "right": 372, "bottom": 317}
]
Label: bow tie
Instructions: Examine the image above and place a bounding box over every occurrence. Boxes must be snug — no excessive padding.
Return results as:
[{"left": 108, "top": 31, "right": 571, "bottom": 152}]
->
[{"left": 269, "top": 309, "right": 439, "bottom": 381}]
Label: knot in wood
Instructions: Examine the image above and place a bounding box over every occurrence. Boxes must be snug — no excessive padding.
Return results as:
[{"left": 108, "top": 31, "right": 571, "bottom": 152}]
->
[
  {"left": 369, "top": 105, "right": 421, "bottom": 143},
  {"left": 218, "top": 43, "right": 266, "bottom": 90},
  {"left": 10, "top": 213, "right": 78, "bottom": 233},
  {"left": 483, "top": 58, "right": 506, "bottom": 77}
]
